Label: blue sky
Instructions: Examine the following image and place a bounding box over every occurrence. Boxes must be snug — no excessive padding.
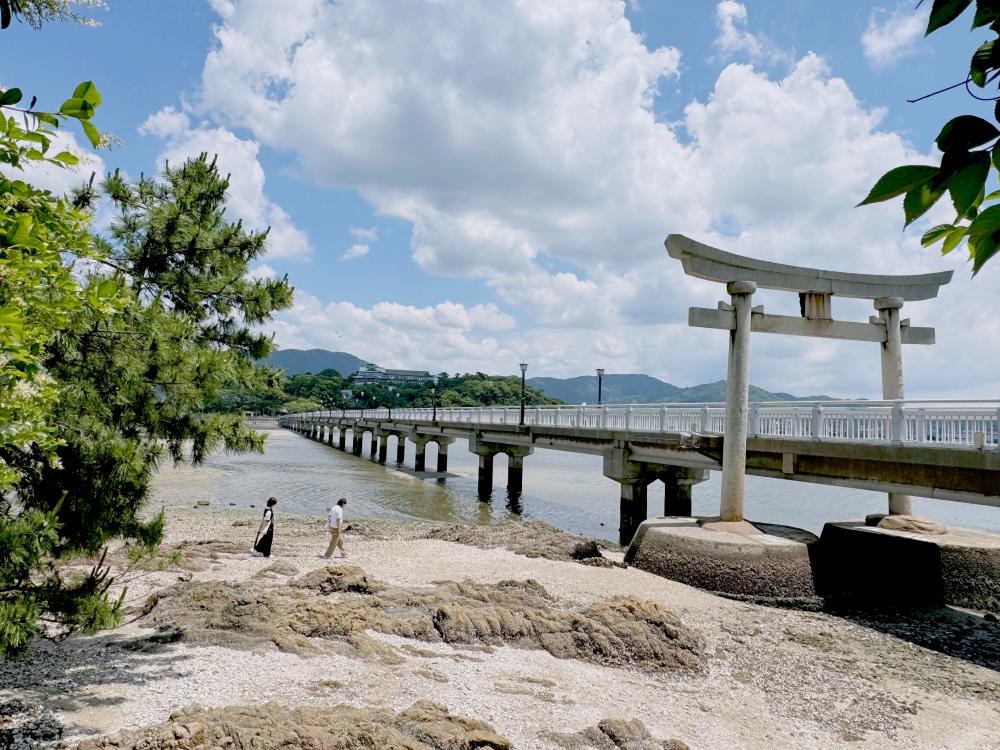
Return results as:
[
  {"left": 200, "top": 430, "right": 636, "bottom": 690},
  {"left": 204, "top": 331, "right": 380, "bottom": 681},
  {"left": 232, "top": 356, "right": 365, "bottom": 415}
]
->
[{"left": 4, "top": 0, "right": 999, "bottom": 397}]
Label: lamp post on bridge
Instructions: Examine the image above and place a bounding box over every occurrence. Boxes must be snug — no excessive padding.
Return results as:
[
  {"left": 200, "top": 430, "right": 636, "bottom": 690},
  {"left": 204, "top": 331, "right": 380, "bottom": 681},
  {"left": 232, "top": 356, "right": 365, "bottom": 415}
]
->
[
  {"left": 431, "top": 378, "right": 438, "bottom": 422},
  {"left": 360, "top": 390, "right": 365, "bottom": 420},
  {"left": 596, "top": 368, "right": 604, "bottom": 405},
  {"left": 519, "top": 362, "right": 528, "bottom": 426}
]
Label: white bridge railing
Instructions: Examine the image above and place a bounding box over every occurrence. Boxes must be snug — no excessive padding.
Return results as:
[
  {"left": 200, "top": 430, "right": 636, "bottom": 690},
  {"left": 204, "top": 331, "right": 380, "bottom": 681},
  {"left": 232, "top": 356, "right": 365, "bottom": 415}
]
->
[{"left": 289, "top": 400, "right": 1000, "bottom": 448}]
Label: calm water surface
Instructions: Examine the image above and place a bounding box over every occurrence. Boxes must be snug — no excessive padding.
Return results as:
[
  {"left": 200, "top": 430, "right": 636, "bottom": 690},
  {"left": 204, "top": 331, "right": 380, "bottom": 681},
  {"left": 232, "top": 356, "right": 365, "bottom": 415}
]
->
[{"left": 149, "top": 428, "right": 1000, "bottom": 542}]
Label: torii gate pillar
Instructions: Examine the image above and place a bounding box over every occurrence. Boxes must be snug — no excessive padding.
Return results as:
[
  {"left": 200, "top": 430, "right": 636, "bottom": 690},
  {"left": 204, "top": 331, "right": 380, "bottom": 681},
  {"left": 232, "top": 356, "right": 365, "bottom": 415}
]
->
[
  {"left": 876, "top": 296, "right": 910, "bottom": 515},
  {"left": 720, "top": 281, "right": 756, "bottom": 522}
]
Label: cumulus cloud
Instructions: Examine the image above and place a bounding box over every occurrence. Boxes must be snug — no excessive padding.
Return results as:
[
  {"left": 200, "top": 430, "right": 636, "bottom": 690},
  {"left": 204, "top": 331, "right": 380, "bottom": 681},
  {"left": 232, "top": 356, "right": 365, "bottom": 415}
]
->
[
  {"left": 713, "top": 1, "right": 788, "bottom": 65},
  {"left": 191, "top": 0, "right": 992, "bottom": 397},
  {"left": 862, "top": 4, "right": 928, "bottom": 69},
  {"left": 341, "top": 243, "right": 369, "bottom": 260},
  {"left": 139, "top": 107, "right": 312, "bottom": 260}
]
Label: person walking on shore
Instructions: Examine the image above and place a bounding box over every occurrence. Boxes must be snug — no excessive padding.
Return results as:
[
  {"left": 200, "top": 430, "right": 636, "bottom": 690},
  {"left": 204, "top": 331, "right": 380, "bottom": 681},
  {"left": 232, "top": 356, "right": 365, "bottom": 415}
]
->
[
  {"left": 324, "top": 498, "right": 347, "bottom": 558},
  {"left": 252, "top": 497, "right": 277, "bottom": 557}
]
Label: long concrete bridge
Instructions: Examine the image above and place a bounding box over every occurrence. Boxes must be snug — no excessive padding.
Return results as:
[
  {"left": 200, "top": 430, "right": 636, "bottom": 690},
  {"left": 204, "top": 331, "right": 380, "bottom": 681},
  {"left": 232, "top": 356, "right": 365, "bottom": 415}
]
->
[{"left": 279, "top": 400, "right": 1000, "bottom": 544}]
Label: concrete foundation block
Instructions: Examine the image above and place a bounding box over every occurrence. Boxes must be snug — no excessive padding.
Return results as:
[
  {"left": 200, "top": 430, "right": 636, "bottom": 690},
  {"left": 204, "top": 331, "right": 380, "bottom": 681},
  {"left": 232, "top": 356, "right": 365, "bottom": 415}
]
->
[
  {"left": 817, "top": 521, "right": 1000, "bottom": 611},
  {"left": 625, "top": 516, "right": 819, "bottom": 604}
]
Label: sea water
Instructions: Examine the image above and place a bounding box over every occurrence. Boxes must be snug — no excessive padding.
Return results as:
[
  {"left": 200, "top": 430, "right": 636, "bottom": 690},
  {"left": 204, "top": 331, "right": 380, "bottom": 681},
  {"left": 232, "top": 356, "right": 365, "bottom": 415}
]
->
[{"left": 149, "top": 428, "right": 1000, "bottom": 542}]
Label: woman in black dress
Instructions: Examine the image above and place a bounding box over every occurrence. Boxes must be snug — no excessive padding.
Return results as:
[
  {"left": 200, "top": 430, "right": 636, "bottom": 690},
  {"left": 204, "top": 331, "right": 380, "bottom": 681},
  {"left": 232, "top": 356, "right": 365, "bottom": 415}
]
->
[{"left": 252, "top": 497, "right": 277, "bottom": 557}]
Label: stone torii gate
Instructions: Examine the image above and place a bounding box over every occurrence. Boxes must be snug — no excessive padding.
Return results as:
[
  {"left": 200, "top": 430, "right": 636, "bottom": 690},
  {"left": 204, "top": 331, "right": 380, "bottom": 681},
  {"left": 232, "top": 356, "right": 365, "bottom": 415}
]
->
[{"left": 666, "top": 234, "right": 953, "bottom": 526}]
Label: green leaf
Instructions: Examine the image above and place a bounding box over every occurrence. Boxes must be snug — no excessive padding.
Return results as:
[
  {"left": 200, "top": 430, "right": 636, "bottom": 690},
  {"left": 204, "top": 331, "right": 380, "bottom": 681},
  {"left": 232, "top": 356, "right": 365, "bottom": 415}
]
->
[
  {"left": 973, "top": 2, "right": 1000, "bottom": 27},
  {"left": 58, "top": 97, "right": 95, "bottom": 120},
  {"left": 52, "top": 151, "right": 80, "bottom": 166},
  {"left": 921, "top": 224, "right": 957, "bottom": 247},
  {"left": 80, "top": 120, "right": 100, "bottom": 148},
  {"left": 0, "top": 88, "right": 22, "bottom": 106},
  {"left": 985, "top": 189, "right": 1000, "bottom": 201},
  {"left": 948, "top": 151, "right": 990, "bottom": 215},
  {"left": 927, "top": 0, "right": 974, "bottom": 34},
  {"left": 971, "top": 231, "right": 1000, "bottom": 273},
  {"left": 858, "top": 165, "right": 939, "bottom": 206},
  {"left": 970, "top": 40, "right": 997, "bottom": 86},
  {"left": 32, "top": 112, "right": 59, "bottom": 127},
  {"left": 936, "top": 115, "right": 1000, "bottom": 151},
  {"left": 71, "top": 81, "right": 102, "bottom": 108},
  {"left": 942, "top": 227, "right": 968, "bottom": 254},
  {"left": 968, "top": 203, "right": 1000, "bottom": 234},
  {"left": 903, "top": 181, "right": 947, "bottom": 226}
]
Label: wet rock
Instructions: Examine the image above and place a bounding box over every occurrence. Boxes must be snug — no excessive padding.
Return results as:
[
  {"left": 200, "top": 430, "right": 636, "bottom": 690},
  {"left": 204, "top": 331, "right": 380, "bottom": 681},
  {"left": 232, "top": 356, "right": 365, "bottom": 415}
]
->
[
  {"left": 289, "top": 564, "right": 385, "bottom": 594},
  {"left": 255, "top": 561, "right": 299, "bottom": 579},
  {"left": 540, "top": 717, "right": 689, "bottom": 749},
  {"left": 876, "top": 515, "right": 946, "bottom": 536},
  {"left": 69, "top": 700, "right": 510, "bottom": 750},
  {"left": 571, "top": 540, "right": 603, "bottom": 560}
]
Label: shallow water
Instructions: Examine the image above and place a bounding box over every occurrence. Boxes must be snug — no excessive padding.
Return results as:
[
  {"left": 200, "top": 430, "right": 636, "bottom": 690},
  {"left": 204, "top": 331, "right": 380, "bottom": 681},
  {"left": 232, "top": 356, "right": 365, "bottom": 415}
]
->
[{"left": 148, "top": 428, "right": 1000, "bottom": 542}]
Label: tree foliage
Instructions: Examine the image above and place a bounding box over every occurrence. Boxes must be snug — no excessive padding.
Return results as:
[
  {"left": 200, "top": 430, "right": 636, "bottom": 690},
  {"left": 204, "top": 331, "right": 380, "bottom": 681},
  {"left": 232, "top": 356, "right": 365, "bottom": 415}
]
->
[
  {"left": 0, "top": 0, "right": 106, "bottom": 30},
  {"left": 1, "top": 148, "right": 294, "bottom": 656},
  {"left": 860, "top": 0, "right": 1000, "bottom": 273}
]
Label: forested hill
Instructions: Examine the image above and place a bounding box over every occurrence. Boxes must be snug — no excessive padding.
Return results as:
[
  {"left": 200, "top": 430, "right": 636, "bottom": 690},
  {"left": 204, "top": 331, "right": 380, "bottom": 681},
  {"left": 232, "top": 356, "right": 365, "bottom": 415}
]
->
[
  {"left": 527, "top": 374, "right": 831, "bottom": 404},
  {"left": 263, "top": 349, "right": 368, "bottom": 377}
]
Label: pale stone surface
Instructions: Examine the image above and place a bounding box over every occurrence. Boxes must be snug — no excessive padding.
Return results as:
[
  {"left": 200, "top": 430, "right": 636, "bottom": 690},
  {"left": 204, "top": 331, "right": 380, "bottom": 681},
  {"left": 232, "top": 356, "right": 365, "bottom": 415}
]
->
[{"left": 877, "top": 515, "right": 947, "bottom": 535}]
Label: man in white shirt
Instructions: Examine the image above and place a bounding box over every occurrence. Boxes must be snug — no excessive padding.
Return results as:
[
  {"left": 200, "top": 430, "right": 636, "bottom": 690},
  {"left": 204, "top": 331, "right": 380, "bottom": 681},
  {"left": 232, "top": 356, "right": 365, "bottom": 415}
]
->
[{"left": 323, "top": 498, "right": 348, "bottom": 558}]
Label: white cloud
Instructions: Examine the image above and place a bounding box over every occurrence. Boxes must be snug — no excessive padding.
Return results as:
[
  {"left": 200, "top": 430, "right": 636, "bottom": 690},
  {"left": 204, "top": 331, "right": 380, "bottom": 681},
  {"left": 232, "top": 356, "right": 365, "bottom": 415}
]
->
[
  {"left": 139, "top": 107, "right": 312, "bottom": 260},
  {"left": 341, "top": 243, "right": 369, "bottom": 260},
  {"left": 192, "top": 0, "right": 995, "bottom": 397},
  {"left": 350, "top": 226, "right": 379, "bottom": 241},
  {"left": 862, "top": 4, "right": 928, "bottom": 69},
  {"left": 247, "top": 263, "right": 277, "bottom": 280},
  {"left": 713, "top": 1, "right": 788, "bottom": 65}
]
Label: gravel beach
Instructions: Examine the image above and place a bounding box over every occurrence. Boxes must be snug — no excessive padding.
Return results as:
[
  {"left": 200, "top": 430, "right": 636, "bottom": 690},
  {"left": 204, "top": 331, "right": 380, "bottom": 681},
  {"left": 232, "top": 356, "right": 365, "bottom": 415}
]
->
[{"left": 1, "top": 498, "right": 999, "bottom": 749}]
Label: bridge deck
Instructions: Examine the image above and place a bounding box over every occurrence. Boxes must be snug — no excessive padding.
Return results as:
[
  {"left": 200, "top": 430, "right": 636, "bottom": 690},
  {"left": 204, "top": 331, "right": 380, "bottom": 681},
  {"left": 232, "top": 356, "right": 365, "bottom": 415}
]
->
[{"left": 284, "top": 401, "right": 1000, "bottom": 508}]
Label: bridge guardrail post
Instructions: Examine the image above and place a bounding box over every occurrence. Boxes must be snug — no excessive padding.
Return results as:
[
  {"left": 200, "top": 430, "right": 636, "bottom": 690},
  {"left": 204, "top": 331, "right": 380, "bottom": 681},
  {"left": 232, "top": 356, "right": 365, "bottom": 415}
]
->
[
  {"left": 599, "top": 407, "right": 607, "bottom": 430},
  {"left": 699, "top": 405, "right": 710, "bottom": 433},
  {"left": 917, "top": 410, "right": 927, "bottom": 444},
  {"left": 890, "top": 401, "right": 905, "bottom": 444},
  {"left": 749, "top": 403, "right": 760, "bottom": 437},
  {"left": 625, "top": 406, "right": 633, "bottom": 431},
  {"left": 660, "top": 406, "right": 668, "bottom": 432},
  {"left": 810, "top": 404, "right": 823, "bottom": 440}
]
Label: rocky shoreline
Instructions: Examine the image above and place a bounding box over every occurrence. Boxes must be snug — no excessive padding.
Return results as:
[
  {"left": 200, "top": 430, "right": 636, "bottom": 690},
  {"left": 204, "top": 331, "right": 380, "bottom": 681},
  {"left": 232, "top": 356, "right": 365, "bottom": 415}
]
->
[{"left": 1, "top": 504, "right": 998, "bottom": 749}]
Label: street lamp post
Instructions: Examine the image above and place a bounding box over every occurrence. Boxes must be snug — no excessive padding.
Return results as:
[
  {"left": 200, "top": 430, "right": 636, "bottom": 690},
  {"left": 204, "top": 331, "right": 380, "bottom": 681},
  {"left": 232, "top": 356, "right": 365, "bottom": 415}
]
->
[
  {"left": 431, "top": 379, "right": 438, "bottom": 422},
  {"left": 360, "top": 390, "right": 365, "bottom": 420},
  {"left": 519, "top": 362, "right": 528, "bottom": 426},
  {"left": 387, "top": 386, "right": 394, "bottom": 420},
  {"left": 596, "top": 367, "right": 604, "bottom": 405}
]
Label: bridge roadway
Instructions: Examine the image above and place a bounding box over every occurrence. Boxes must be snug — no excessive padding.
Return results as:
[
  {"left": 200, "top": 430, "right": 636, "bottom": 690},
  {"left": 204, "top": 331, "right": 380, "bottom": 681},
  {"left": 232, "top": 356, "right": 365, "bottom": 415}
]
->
[{"left": 279, "top": 401, "right": 1000, "bottom": 544}]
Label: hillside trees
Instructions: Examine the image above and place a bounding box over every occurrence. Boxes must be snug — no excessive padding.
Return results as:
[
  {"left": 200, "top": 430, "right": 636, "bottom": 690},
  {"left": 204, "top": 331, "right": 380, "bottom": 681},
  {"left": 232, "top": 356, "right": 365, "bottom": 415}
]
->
[{"left": 860, "top": 0, "right": 1000, "bottom": 273}]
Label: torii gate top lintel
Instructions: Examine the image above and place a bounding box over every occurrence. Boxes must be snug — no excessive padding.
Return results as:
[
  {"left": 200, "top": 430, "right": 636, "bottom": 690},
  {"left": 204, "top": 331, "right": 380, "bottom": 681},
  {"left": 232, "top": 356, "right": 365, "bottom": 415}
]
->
[{"left": 665, "top": 234, "right": 953, "bottom": 302}]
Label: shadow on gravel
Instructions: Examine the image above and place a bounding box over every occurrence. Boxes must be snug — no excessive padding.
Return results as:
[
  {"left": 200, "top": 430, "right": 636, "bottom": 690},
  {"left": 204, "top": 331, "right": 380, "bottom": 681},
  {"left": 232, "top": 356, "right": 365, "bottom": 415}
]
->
[
  {"left": 829, "top": 605, "right": 1000, "bottom": 673},
  {"left": 0, "top": 628, "right": 190, "bottom": 715}
]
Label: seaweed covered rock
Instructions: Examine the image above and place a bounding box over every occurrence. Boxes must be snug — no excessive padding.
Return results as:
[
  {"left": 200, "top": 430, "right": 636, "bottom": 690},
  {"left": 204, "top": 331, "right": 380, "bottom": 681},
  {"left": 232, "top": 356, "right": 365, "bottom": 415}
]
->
[
  {"left": 70, "top": 700, "right": 510, "bottom": 749},
  {"left": 140, "top": 569, "right": 703, "bottom": 671}
]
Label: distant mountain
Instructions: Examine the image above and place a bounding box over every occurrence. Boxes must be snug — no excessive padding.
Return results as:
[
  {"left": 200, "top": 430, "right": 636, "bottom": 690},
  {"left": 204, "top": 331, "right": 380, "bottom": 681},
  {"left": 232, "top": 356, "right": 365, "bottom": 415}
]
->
[
  {"left": 528, "top": 374, "right": 682, "bottom": 405},
  {"left": 264, "top": 349, "right": 368, "bottom": 377},
  {"left": 527, "top": 374, "right": 831, "bottom": 404}
]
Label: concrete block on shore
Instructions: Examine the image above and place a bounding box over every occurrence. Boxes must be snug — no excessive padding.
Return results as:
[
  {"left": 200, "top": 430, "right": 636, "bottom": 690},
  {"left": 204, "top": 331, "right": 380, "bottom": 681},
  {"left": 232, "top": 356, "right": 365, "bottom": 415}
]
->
[
  {"left": 625, "top": 517, "right": 819, "bottom": 604},
  {"left": 817, "top": 521, "right": 1000, "bottom": 611}
]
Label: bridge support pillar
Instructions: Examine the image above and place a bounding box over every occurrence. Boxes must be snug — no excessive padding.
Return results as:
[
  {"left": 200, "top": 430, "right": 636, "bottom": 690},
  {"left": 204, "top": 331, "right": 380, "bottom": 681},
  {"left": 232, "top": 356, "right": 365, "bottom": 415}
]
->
[
  {"left": 409, "top": 432, "right": 432, "bottom": 472},
  {"left": 396, "top": 435, "right": 406, "bottom": 464},
  {"left": 478, "top": 454, "right": 494, "bottom": 496},
  {"left": 326, "top": 426, "right": 334, "bottom": 445},
  {"left": 436, "top": 437, "right": 456, "bottom": 473},
  {"left": 876, "top": 296, "right": 911, "bottom": 516},
  {"left": 352, "top": 427, "right": 363, "bottom": 456},
  {"left": 660, "top": 467, "right": 708, "bottom": 517},
  {"left": 604, "top": 447, "right": 653, "bottom": 546},
  {"left": 504, "top": 446, "right": 533, "bottom": 494},
  {"left": 370, "top": 430, "right": 379, "bottom": 459},
  {"left": 338, "top": 427, "right": 347, "bottom": 451},
  {"left": 377, "top": 431, "right": 389, "bottom": 464}
]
